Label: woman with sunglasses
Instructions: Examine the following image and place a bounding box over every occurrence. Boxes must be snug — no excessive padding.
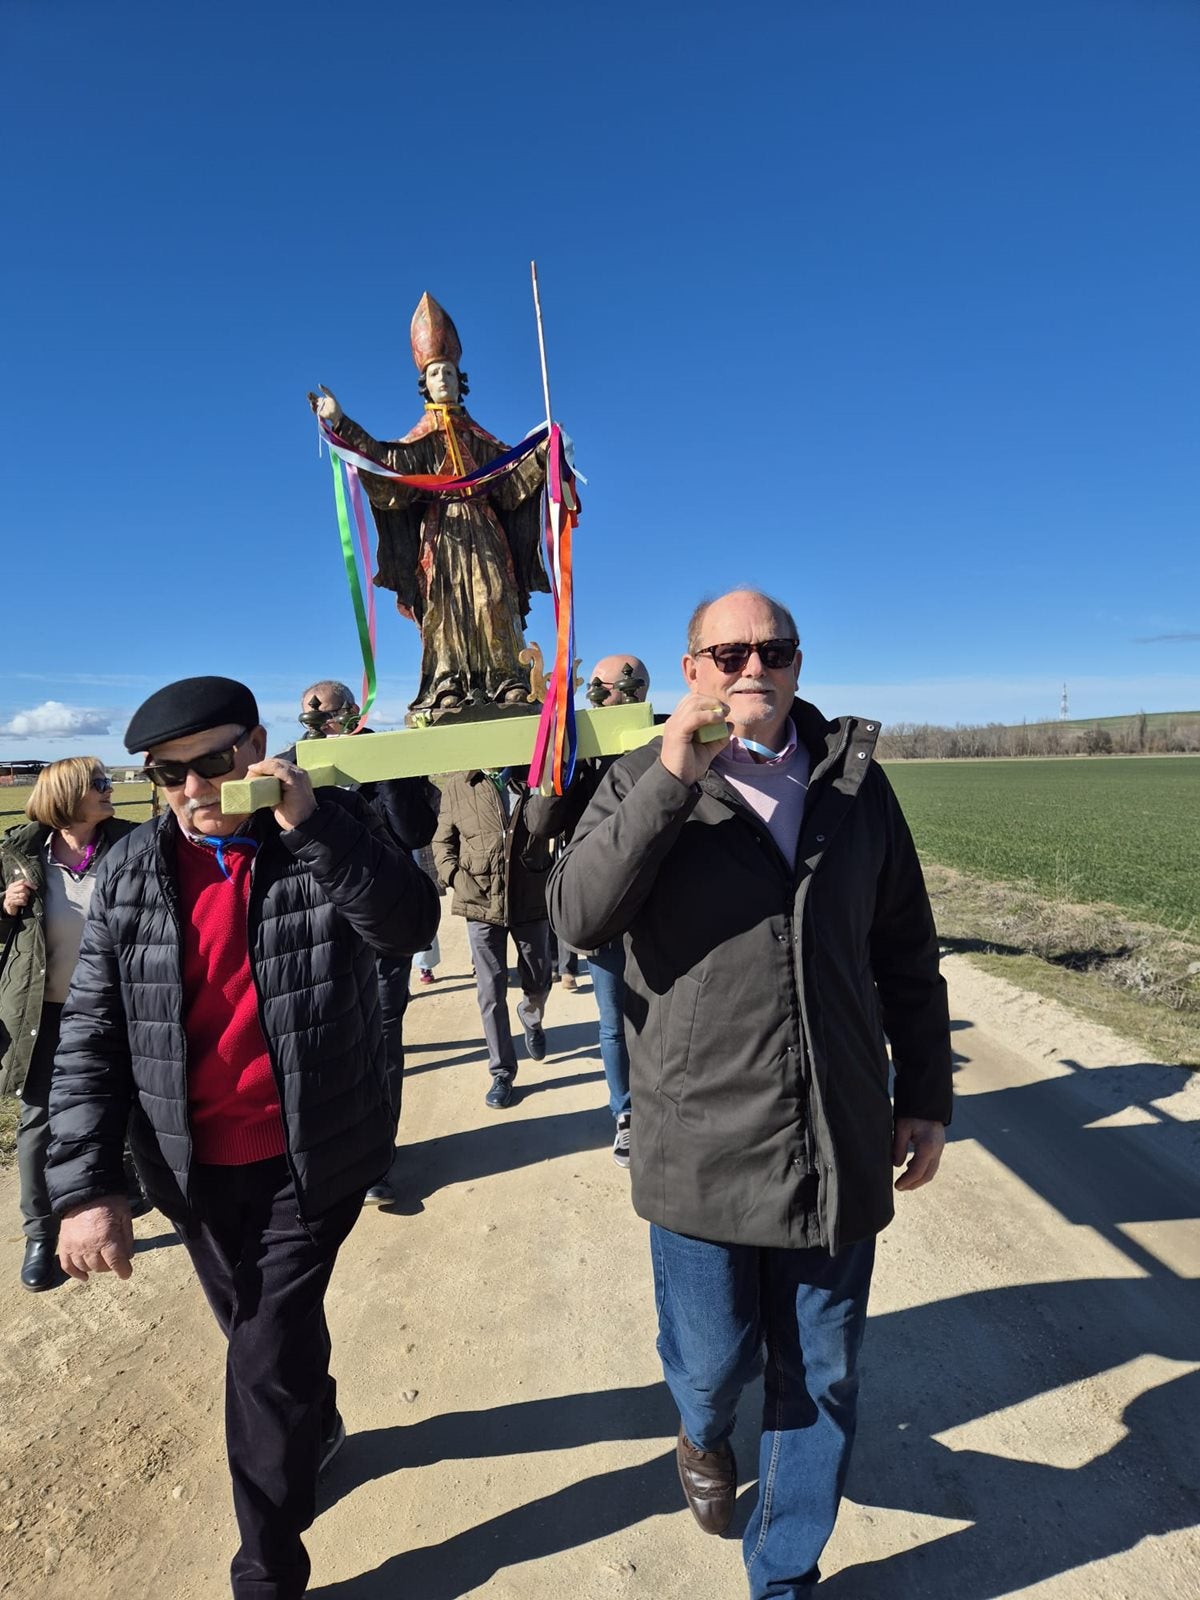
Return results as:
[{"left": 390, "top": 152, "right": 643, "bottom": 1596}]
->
[{"left": 0, "top": 758, "right": 138, "bottom": 1290}]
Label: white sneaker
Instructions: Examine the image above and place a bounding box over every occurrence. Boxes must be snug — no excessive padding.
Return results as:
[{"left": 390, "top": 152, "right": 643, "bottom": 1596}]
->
[{"left": 612, "top": 1114, "right": 631, "bottom": 1169}]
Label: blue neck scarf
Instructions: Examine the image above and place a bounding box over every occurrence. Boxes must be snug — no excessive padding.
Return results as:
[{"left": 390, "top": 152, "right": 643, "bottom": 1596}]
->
[{"left": 191, "top": 834, "right": 260, "bottom": 882}]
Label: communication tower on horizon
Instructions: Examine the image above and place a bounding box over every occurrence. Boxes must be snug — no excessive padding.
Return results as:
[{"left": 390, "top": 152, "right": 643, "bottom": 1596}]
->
[{"left": 1060, "top": 683, "right": 1069, "bottom": 722}]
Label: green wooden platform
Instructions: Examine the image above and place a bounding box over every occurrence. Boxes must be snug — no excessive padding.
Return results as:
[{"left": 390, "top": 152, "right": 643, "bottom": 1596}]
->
[{"left": 219, "top": 701, "right": 720, "bottom": 813}]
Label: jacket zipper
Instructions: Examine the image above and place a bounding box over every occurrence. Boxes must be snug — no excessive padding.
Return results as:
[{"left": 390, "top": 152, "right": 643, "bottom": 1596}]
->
[
  {"left": 155, "top": 822, "right": 194, "bottom": 1216},
  {"left": 245, "top": 837, "right": 307, "bottom": 1221},
  {"left": 487, "top": 779, "right": 518, "bottom": 917},
  {"left": 703, "top": 723, "right": 858, "bottom": 1208}
]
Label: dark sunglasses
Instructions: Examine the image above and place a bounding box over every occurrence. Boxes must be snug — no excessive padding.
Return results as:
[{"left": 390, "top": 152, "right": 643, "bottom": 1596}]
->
[
  {"left": 141, "top": 729, "right": 249, "bottom": 790},
  {"left": 90, "top": 775, "right": 113, "bottom": 794},
  {"left": 693, "top": 638, "right": 798, "bottom": 673}
]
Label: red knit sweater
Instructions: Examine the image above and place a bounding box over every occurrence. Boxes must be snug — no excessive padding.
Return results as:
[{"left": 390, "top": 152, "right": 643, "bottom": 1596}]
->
[{"left": 177, "top": 835, "right": 286, "bottom": 1165}]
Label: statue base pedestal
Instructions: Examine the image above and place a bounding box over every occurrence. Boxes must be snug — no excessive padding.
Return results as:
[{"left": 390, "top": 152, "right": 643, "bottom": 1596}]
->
[{"left": 405, "top": 699, "right": 540, "bottom": 731}]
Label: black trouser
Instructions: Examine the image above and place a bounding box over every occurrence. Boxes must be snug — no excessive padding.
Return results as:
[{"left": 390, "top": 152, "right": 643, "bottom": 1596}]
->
[
  {"left": 17, "top": 1002, "right": 63, "bottom": 1242},
  {"left": 179, "top": 1157, "right": 364, "bottom": 1599},
  {"left": 377, "top": 956, "right": 411, "bottom": 1137}
]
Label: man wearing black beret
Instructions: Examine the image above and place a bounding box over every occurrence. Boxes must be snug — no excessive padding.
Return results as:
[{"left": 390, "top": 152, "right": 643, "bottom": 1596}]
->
[{"left": 45, "top": 675, "right": 440, "bottom": 1600}]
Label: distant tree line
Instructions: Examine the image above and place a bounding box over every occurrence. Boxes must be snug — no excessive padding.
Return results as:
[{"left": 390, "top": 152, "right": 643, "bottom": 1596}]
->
[{"left": 876, "top": 712, "right": 1200, "bottom": 761}]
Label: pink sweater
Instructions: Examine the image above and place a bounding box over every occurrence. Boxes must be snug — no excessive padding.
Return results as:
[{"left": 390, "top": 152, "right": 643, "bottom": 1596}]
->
[{"left": 713, "top": 727, "right": 811, "bottom": 865}]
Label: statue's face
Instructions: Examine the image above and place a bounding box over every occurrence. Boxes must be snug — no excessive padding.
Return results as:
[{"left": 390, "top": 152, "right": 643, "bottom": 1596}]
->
[{"left": 425, "top": 361, "right": 460, "bottom": 404}]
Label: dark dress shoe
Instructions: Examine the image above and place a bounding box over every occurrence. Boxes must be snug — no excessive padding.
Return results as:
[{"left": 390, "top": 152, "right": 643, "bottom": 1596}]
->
[
  {"left": 485, "top": 1073, "right": 515, "bottom": 1109},
  {"left": 363, "top": 1183, "right": 393, "bottom": 1206},
  {"left": 21, "top": 1239, "right": 59, "bottom": 1293},
  {"left": 516, "top": 997, "right": 547, "bottom": 1061},
  {"left": 677, "top": 1423, "right": 737, "bottom": 1534},
  {"left": 127, "top": 1191, "right": 153, "bottom": 1220}
]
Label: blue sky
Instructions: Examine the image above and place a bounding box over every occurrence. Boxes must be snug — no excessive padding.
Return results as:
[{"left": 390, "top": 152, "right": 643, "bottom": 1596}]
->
[{"left": 2, "top": 0, "right": 1197, "bottom": 764}]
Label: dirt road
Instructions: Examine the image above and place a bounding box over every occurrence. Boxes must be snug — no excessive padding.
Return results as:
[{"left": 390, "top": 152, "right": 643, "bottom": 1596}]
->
[{"left": 2, "top": 919, "right": 1198, "bottom": 1599}]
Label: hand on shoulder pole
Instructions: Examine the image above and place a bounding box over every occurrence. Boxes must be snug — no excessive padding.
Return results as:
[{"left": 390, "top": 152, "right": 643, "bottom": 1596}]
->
[{"left": 659, "top": 693, "right": 732, "bottom": 787}]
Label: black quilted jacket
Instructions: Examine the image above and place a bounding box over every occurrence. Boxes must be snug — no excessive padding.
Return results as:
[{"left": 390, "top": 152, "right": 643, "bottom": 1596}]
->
[{"left": 45, "top": 789, "right": 440, "bottom": 1224}]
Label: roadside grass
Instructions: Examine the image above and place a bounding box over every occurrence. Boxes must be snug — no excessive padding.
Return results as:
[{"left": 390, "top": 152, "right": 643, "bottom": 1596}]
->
[{"left": 925, "top": 864, "right": 1200, "bottom": 1067}]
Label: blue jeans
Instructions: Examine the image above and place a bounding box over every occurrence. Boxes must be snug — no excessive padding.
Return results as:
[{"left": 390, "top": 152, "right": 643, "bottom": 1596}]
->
[
  {"left": 651, "top": 1225, "right": 875, "bottom": 1597},
  {"left": 588, "top": 940, "right": 631, "bottom": 1119}
]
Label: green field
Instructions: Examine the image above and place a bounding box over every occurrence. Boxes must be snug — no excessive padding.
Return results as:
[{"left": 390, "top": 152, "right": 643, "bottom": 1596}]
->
[
  {"left": 0, "top": 783, "right": 155, "bottom": 828},
  {"left": 884, "top": 756, "right": 1199, "bottom": 933}
]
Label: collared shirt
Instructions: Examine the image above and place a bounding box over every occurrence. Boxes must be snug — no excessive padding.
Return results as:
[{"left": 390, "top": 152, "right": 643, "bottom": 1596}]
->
[
  {"left": 713, "top": 722, "right": 810, "bottom": 865},
  {"left": 482, "top": 768, "right": 519, "bottom": 821},
  {"left": 41, "top": 838, "right": 96, "bottom": 1004}
]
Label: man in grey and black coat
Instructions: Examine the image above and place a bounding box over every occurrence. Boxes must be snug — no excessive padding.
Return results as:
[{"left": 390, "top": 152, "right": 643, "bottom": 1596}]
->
[{"left": 549, "top": 591, "right": 951, "bottom": 1599}]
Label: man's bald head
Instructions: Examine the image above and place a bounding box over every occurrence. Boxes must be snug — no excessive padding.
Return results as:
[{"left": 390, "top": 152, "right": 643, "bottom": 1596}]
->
[
  {"left": 686, "top": 591, "right": 798, "bottom": 656},
  {"left": 590, "top": 654, "right": 650, "bottom": 706},
  {"left": 299, "top": 680, "right": 359, "bottom": 736},
  {"left": 300, "top": 680, "right": 356, "bottom": 713}
]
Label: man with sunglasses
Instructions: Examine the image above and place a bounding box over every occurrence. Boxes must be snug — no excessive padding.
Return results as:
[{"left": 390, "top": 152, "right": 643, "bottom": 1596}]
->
[
  {"left": 44, "top": 675, "right": 439, "bottom": 1600},
  {"left": 549, "top": 591, "right": 951, "bottom": 1598}
]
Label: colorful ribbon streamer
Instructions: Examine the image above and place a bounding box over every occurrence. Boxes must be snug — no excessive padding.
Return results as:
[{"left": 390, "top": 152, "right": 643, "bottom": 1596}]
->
[
  {"left": 528, "top": 425, "right": 581, "bottom": 795},
  {"left": 328, "top": 450, "right": 378, "bottom": 726},
  {"left": 320, "top": 419, "right": 548, "bottom": 495}
]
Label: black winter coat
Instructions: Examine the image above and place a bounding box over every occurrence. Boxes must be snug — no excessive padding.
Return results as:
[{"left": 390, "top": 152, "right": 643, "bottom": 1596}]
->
[
  {"left": 548, "top": 699, "right": 952, "bottom": 1252},
  {"left": 46, "top": 789, "right": 440, "bottom": 1224}
]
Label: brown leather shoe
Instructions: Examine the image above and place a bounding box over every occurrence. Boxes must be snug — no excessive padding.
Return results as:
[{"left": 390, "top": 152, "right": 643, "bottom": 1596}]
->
[{"left": 676, "top": 1423, "right": 737, "bottom": 1534}]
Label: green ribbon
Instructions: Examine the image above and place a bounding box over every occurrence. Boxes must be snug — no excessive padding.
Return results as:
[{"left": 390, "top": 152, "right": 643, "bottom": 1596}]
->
[{"left": 329, "top": 452, "right": 377, "bottom": 724}]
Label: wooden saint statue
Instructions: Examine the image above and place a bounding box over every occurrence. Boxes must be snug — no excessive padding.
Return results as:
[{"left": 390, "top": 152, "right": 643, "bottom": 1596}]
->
[{"left": 309, "top": 293, "right": 547, "bottom": 713}]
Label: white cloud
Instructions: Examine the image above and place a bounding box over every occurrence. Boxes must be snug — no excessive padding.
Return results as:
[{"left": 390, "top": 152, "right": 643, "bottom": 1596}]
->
[{"left": 2, "top": 701, "right": 113, "bottom": 739}]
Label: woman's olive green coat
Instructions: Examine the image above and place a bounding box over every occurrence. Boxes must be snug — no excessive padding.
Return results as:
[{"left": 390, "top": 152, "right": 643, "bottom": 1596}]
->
[{"left": 0, "top": 817, "right": 134, "bottom": 1097}]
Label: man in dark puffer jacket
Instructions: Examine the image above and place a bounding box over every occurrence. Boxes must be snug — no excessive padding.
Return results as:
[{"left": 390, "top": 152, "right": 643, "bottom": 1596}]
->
[{"left": 46, "top": 676, "right": 439, "bottom": 1600}]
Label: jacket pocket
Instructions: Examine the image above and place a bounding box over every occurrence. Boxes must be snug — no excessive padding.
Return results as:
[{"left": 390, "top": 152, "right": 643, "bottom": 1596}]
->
[{"left": 656, "top": 972, "right": 702, "bottom": 1104}]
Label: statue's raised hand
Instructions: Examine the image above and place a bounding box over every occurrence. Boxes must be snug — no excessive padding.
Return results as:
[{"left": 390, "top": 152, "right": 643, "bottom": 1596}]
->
[{"left": 306, "top": 384, "right": 343, "bottom": 425}]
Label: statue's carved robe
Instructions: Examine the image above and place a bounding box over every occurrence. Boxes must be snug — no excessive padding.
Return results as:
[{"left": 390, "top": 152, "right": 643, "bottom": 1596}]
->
[{"left": 334, "top": 406, "right": 547, "bottom": 709}]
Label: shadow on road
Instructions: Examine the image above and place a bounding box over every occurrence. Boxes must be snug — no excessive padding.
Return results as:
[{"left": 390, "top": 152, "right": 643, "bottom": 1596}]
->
[
  {"left": 323, "top": 1381, "right": 677, "bottom": 1503},
  {"left": 334, "top": 1032, "right": 1200, "bottom": 1596},
  {"left": 389, "top": 1103, "right": 612, "bottom": 1211},
  {"left": 312, "top": 1449, "right": 681, "bottom": 1599},
  {"left": 134, "top": 1227, "right": 185, "bottom": 1255},
  {"left": 312, "top": 1385, "right": 683, "bottom": 1599},
  {"left": 826, "top": 1055, "right": 1200, "bottom": 1597},
  {"left": 402, "top": 1020, "right": 601, "bottom": 1082}
]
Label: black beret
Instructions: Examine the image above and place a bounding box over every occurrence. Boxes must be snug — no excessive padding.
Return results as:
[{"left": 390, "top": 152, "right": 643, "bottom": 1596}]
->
[{"left": 124, "top": 676, "right": 260, "bottom": 753}]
